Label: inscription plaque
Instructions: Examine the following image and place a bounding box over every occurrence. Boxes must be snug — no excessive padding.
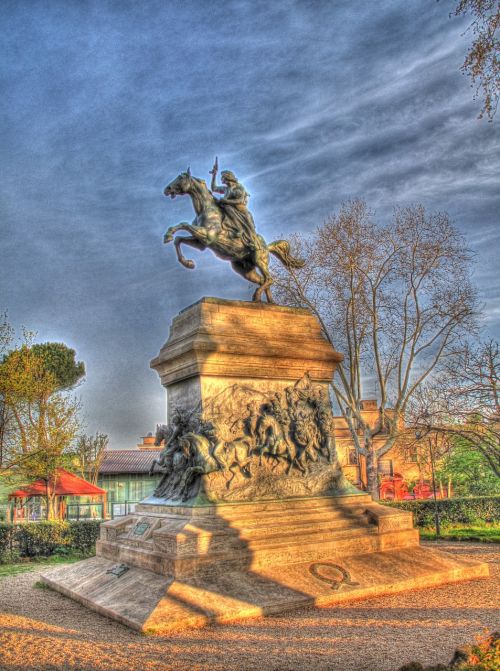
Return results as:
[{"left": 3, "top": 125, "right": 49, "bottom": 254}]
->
[{"left": 133, "top": 521, "right": 151, "bottom": 536}]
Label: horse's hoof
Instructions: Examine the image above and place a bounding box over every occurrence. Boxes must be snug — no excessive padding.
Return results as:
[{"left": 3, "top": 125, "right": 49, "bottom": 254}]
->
[
  {"left": 182, "top": 259, "right": 195, "bottom": 269},
  {"left": 163, "top": 233, "right": 173, "bottom": 244}
]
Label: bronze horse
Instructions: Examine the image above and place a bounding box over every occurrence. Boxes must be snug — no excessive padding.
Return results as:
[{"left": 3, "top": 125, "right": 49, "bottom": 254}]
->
[{"left": 163, "top": 170, "right": 304, "bottom": 302}]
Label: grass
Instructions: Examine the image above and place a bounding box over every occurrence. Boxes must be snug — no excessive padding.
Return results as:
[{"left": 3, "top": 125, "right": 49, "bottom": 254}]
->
[
  {"left": 0, "top": 552, "right": 87, "bottom": 579},
  {"left": 420, "top": 524, "right": 500, "bottom": 543}
]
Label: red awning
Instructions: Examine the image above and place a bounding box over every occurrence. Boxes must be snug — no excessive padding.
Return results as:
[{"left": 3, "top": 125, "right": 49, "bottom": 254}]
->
[{"left": 9, "top": 468, "right": 106, "bottom": 499}]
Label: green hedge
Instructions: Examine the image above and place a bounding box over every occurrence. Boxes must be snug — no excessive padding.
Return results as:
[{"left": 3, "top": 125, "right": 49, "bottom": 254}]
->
[
  {"left": 0, "top": 520, "right": 101, "bottom": 561},
  {"left": 16, "top": 520, "right": 70, "bottom": 557},
  {"left": 385, "top": 496, "right": 500, "bottom": 528},
  {"left": 0, "top": 523, "right": 12, "bottom": 559},
  {"left": 67, "top": 520, "right": 101, "bottom": 554}
]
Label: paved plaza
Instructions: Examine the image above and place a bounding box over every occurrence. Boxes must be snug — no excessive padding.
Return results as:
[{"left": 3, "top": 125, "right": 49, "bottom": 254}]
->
[{"left": 0, "top": 542, "right": 498, "bottom": 671}]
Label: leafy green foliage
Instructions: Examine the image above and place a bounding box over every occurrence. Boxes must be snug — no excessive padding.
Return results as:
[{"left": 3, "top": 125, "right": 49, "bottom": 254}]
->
[
  {"left": 386, "top": 496, "right": 500, "bottom": 527},
  {"left": 31, "top": 343, "right": 85, "bottom": 391},
  {"left": 0, "top": 519, "right": 100, "bottom": 560},
  {"left": 16, "top": 520, "right": 69, "bottom": 557},
  {"left": 420, "top": 524, "right": 500, "bottom": 543},
  {"left": 67, "top": 520, "right": 101, "bottom": 554},
  {"left": 437, "top": 438, "right": 500, "bottom": 496},
  {"left": 0, "top": 335, "right": 82, "bottom": 516},
  {"left": 0, "top": 522, "right": 12, "bottom": 559}
]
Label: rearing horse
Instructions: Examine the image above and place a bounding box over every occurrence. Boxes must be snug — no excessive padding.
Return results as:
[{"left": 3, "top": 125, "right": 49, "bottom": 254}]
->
[{"left": 163, "top": 170, "right": 304, "bottom": 302}]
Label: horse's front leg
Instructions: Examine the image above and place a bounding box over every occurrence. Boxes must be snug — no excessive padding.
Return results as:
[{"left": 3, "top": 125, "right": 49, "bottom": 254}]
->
[
  {"left": 174, "top": 235, "right": 206, "bottom": 270},
  {"left": 163, "top": 222, "right": 194, "bottom": 244}
]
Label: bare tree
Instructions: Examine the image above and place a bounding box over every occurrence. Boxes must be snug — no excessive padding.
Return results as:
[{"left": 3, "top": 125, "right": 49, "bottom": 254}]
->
[
  {"left": 71, "top": 432, "right": 108, "bottom": 485},
  {"left": 453, "top": 0, "right": 499, "bottom": 120},
  {"left": 411, "top": 340, "right": 499, "bottom": 478},
  {"left": 273, "top": 201, "right": 477, "bottom": 498}
]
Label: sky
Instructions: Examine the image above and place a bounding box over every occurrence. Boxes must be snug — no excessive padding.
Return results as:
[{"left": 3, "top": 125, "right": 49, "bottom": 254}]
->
[{"left": 1, "top": 0, "right": 498, "bottom": 448}]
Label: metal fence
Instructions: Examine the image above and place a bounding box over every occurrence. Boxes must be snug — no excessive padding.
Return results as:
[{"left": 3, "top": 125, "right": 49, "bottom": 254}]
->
[
  {"left": 65, "top": 503, "right": 105, "bottom": 520},
  {"left": 2, "top": 500, "right": 142, "bottom": 522},
  {"left": 107, "top": 500, "right": 140, "bottom": 519},
  {"left": 66, "top": 501, "right": 141, "bottom": 519}
]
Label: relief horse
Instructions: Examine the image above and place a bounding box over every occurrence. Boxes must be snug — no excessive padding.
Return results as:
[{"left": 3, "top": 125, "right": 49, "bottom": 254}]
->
[
  {"left": 178, "top": 432, "right": 253, "bottom": 499},
  {"left": 256, "top": 413, "right": 305, "bottom": 474},
  {"left": 163, "top": 170, "right": 304, "bottom": 302}
]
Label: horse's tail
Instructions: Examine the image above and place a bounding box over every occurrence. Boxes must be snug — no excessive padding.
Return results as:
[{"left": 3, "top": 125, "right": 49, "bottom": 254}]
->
[{"left": 268, "top": 240, "right": 305, "bottom": 269}]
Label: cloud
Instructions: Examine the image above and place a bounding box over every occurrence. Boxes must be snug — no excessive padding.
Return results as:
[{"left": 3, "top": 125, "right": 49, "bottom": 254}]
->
[{"left": 1, "top": 0, "right": 498, "bottom": 446}]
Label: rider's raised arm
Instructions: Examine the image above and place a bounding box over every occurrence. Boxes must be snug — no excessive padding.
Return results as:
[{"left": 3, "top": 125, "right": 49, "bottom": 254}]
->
[
  {"left": 212, "top": 183, "right": 225, "bottom": 195},
  {"left": 210, "top": 170, "right": 225, "bottom": 194}
]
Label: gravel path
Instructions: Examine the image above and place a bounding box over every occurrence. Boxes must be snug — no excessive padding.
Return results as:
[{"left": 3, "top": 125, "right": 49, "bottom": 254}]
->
[{"left": 0, "top": 542, "right": 498, "bottom": 671}]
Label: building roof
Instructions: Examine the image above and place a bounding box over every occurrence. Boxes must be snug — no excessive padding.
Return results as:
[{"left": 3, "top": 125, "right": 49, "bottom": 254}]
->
[
  {"left": 9, "top": 468, "right": 106, "bottom": 499},
  {"left": 99, "top": 450, "right": 161, "bottom": 475}
]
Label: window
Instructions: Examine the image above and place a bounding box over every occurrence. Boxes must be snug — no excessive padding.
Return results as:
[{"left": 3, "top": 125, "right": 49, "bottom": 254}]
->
[
  {"left": 378, "top": 460, "right": 393, "bottom": 476},
  {"left": 348, "top": 449, "right": 358, "bottom": 465},
  {"left": 406, "top": 446, "right": 419, "bottom": 463}
]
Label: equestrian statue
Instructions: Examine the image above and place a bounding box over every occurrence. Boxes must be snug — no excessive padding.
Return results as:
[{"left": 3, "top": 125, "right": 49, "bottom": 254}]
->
[{"left": 163, "top": 158, "right": 304, "bottom": 302}]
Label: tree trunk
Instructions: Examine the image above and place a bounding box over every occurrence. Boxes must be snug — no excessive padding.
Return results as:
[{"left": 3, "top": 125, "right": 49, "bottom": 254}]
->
[
  {"left": 45, "top": 481, "right": 57, "bottom": 520},
  {"left": 365, "top": 447, "right": 379, "bottom": 500},
  {"left": 47, "top": 494, "right": 58, "bottom": 520}
]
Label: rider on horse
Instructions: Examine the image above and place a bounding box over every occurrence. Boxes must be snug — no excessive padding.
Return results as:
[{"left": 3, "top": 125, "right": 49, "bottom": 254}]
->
[{"left": 210, "top": 158, "right": 259, "bottom": 252}]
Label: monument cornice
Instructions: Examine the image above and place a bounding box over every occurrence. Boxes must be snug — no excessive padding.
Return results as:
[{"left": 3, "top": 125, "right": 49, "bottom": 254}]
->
[{"left": 150, "top": 298, "right": 343, "bottom": 386}]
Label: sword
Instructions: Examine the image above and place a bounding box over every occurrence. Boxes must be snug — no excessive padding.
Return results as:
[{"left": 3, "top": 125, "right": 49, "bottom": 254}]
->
[{"left": 209, "top": 156, "right": 219, "bottom": 176}]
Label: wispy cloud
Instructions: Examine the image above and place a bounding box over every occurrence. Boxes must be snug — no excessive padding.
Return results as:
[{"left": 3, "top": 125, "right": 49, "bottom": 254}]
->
[{"left": 1, "top": 0, "right": 498, "bottom": 446}]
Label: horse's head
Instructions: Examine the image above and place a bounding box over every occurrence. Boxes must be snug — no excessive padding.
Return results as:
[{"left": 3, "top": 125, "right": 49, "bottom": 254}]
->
[{"left": 164, "top": 168, "right": 193, "bottom": 199}]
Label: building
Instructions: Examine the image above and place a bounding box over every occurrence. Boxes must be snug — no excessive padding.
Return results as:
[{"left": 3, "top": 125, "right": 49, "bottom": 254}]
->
[
  {"left": 8, "top": 469, "right": 107, "bottom": 521},
  {"left": 334, "top": 400, "right": 430, "bottom": 499},
  {"left": 97, "top": 434, "right": 162, "bottom": 517}
]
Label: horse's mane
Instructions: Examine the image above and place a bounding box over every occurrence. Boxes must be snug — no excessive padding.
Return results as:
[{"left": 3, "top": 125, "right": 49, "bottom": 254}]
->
[{"left": 190, "top": 176, "right": 219, "bottom": 207}]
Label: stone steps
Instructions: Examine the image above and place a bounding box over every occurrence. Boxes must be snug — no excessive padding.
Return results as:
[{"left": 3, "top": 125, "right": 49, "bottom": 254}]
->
[
  {"left": 97, "top": 496, "right": 418, "bottom": 580},
  {"left": 99, "top": 527, "right": 418, "bottom": 580},
  {"left": 237, "top": 519, "right": 374, "bottom": 544},
  {"left": 225, "top": 507, "right": 370, "bottom": 529},
  {"left": 136, "top": 493, "right": 372, "bottom": 518},
  {"left": 166, "top": 508, "right": 371, "bottom": 536}
]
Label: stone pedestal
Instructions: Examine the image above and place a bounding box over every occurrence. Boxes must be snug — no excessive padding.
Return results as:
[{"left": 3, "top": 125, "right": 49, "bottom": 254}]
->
[
  {"left": 42, "top": 298, "right": 489, "bottom": 632},
  {"left": 150, "top": 297, "right": 343, "bottom": 423}
]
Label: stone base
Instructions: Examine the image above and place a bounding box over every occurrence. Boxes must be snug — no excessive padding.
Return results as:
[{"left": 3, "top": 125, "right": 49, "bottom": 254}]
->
[
  {"left": 41, "top": 495, "right": 489, "bottom": 632},
  {"left": 41, "top": 547, "right": 488, "bottom": 634}
]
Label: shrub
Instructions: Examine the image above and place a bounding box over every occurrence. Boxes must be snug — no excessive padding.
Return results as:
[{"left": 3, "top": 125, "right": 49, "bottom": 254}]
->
[
  {"left": 16, "top": 520, "right": 69, "bottom": 557},
  {"left": 0, "top": 523, "right": 13, "bottom": 562},
  {"left": 398, "top": 631, "right": 499, "bottom": 671},
  {"left": 384, "top": 496, "right": 500, "bottom": 528},
  {"left": 0, "top": 518, "right": 101, "bottom": 561},
  {"left": 67, "top": 520, "right": 100, "bottom": 555}
]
